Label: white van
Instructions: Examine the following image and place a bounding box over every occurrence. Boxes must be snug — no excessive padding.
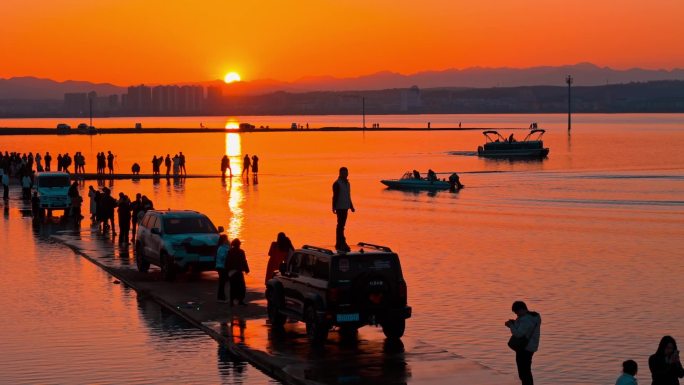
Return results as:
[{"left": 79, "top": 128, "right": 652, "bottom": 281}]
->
[{"left": 33, "top": 172, "right": 71, "bottom": 215}]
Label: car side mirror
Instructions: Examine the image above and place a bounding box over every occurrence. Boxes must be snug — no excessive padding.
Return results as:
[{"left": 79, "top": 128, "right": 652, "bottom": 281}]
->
[
  {"left": 217, "top": 226, "right": 225, "bottom": 233},
  {"left": 151, "top": 228, "right": 161, "bottom": 235}
]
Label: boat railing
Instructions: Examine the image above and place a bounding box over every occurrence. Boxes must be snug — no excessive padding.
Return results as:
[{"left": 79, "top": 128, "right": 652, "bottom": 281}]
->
[{"left": 523, "top": 129, "right": 546, "bottom": 142}]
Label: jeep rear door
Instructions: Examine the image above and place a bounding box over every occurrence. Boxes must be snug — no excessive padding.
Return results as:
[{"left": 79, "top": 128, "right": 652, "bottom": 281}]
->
[{"left": 297, "top": 253, "right": 329, "bottom": 310}]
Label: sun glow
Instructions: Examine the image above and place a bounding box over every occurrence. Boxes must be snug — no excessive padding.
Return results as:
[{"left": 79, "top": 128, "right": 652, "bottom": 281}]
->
[{"left": 224, "top": 72, "right": 241, "bottom": 83}]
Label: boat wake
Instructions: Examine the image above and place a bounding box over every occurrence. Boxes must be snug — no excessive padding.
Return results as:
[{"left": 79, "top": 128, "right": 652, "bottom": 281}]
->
[
  {"left": 447, "top": 151, "right": 478, "bottom": 156},
  {"left": 519, "top": 197, "right": 684, "bottom": 207},
  {"left": 567, "top": 174, "right": 684, "bottom": 181}
]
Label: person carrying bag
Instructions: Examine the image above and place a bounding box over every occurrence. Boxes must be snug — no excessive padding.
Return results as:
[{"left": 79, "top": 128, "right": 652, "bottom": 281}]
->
[{"left": 505, "top": 301, "right": 541, "bottom": 385}]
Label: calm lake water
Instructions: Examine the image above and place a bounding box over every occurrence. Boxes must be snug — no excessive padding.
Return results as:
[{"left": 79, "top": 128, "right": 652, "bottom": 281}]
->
[{"left": 1, "top": 113, "right": 683, "bottom": 384}]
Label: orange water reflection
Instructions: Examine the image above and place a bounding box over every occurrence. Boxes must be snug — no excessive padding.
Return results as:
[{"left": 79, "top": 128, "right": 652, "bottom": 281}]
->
[
  {"left": 224, "top": 133, "right": 244, "bottom": 238},
  {"left": 2, "top": 119, "right": 684, "bottom": 385}
]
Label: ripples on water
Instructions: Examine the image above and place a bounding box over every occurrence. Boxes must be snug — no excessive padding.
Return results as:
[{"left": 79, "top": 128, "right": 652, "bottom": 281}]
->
[{"left": 0, "top": 114, "right": 683, "bottom": 384}]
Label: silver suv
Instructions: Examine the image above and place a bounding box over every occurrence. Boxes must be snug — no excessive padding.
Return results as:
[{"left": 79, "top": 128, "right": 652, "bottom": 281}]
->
[{"left": 135, "top": 210, "right": 223, "bottom": 281}]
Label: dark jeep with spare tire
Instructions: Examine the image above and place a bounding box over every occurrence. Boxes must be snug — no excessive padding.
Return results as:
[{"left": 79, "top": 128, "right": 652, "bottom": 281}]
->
[{"left": 266, "top": 242, "right": 411, "bottom": 344}]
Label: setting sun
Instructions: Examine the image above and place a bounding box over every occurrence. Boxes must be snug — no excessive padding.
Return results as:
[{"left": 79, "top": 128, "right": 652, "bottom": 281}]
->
[{"left": 224, "top": 72, "right": 241, "bottom": 84}]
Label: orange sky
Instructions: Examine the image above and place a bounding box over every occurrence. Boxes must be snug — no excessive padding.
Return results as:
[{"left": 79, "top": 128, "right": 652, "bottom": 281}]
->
[{"left": 1, "top": 0, "right": 683, "bottom": 85}]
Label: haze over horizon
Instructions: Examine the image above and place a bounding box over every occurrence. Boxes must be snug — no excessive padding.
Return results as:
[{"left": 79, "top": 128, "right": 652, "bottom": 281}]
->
[
  {"left": 2, "top": 0, "right": 684, "bottom": 85},
  {"left": 3, "top": 62, "right": 684, "bottom": 88}
]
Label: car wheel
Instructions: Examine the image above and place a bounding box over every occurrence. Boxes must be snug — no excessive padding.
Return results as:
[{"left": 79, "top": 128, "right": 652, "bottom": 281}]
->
[
  {"left": 160, "top": 251, "right": 176, "bottom": 281},
  {"left": 135, "top": 243, "right": 150, "bottom": 273},
  {"left": 305, "top": 305, "right": 328, "bottom": 345},
  {"left": 381, "top": 317, "right": 405, "bottom": 339},
  {"left": 266, "top": 290, "right": 286, "bottom": 328}
]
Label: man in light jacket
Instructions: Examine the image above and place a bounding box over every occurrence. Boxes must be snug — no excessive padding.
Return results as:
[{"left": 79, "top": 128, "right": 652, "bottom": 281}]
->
[
  {"left": 505, "top": 301, "right": 541, "bottom": 385},
  {"left": 332, "top": 166, "right": 355, "bottom": 252}
]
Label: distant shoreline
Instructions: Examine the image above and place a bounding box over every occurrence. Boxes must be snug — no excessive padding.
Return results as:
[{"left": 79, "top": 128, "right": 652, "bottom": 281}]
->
[{"left": 0, "top": 126, "right": 531, "bottom": 136}]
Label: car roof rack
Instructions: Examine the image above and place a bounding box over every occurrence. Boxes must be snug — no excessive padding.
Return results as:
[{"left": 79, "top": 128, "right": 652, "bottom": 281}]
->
[
  {"left": 302, "top": 245, "right": 334, "bottom": 255},
  {"left": 357, "top": 242, "right": 392, "bottom": 252}
]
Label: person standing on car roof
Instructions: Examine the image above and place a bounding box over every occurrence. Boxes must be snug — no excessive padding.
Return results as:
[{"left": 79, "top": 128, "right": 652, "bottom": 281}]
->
[{"left": 332, "top": 166, "right": 355, "bottom": 252}]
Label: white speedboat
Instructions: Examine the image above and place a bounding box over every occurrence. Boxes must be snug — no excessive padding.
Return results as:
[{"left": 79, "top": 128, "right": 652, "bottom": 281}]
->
[{"left": 381, "top": 172, "right": 450, "bottom": 190}]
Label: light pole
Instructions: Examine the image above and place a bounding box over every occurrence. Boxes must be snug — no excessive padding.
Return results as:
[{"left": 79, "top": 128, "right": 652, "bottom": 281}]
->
[
  {"left": 566, "top": 75, "right": 573, "bottom": 131},
  {"left": 362, "top": 96, "right": 366, "bottom": 129}
]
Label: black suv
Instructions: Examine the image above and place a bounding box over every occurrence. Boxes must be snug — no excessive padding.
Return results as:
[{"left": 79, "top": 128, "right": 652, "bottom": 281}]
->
[{"left": 266, "top": 243, "right": 411, "bottom": 344}]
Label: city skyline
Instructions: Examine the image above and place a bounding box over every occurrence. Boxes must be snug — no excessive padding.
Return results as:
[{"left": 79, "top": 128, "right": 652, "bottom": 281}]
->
[{"left": 2, "top": 0, "right": 684, "bottom": 84}]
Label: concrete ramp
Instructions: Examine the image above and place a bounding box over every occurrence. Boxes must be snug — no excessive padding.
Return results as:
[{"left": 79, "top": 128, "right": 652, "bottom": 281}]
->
[{"left": 51, "top": 229, "right": 516, "bottom": 385}]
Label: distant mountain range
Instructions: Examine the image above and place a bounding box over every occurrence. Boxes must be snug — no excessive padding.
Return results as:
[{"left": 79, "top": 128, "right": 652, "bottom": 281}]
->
[
  {"left": 0, "top": 77, "right": 125, "bottom": 100},
  {"left": 3, "top": 63, "right": 684, "bottom": 99}
]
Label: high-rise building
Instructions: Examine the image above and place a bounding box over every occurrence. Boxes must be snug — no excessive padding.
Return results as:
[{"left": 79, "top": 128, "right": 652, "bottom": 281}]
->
[
  {"left": 125, "top": 85, "right": 152, "bottom": 114},
  {"left": 207, "top": 86, "right": 223, "bottom": 111},
  {"left": 63, "top": 93, "right": 88, "bottom": 116},
  {"left": 400, "top": 86, "right": 422, "bottom": 112}
]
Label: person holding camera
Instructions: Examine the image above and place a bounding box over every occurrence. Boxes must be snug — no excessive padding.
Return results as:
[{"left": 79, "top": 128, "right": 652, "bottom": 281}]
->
[
  {"left": 649, "top": 335, "right": 684, "bottom": 385},
  {"left": 505, "top": 301, "right": 542, "bottom": 385}
]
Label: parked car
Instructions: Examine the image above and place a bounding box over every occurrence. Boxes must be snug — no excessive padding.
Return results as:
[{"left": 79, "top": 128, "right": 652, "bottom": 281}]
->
[
  {"left": 56, "top": 123, "right": 71, "bottom": 134},
  {"left": 266, "top": 243, "right": 411, "bottom": 345},
  {"left": 77, "top": 123, "right": 88, "bottom": 130},
  {"left": 32, "top": 172, "right": 71, "bottom": 216},
  {"left": 134, "top": 210, "right": 224, "bottom": 281}
]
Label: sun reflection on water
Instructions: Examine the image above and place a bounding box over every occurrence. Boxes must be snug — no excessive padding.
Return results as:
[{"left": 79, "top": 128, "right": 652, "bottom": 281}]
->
[
  {"left": 224, "top": 132, "right": 243, "bottom": 238},
  {"left": 225, "top": 133, "right": 241, "bottom": 157}
]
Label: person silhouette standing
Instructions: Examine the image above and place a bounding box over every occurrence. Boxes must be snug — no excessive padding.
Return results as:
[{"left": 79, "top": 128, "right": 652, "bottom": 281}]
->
[
  {"left": 179, "top": 152, "right": 186, "bottom": 175},
  {"left": 100, "top": 187, "right": 117, "bottom": 235},
  {"left": 107, "top": 151, "right": 115, "bottom": 175},
  {"left": 44, "top": 152, "right": 52, "bottom": 171},
  {"left": 151, "top": 156, "right": 158, "bottom": 176},
  {"left": 2, "top": 171, "right": 9, "bottom": 200},
  {"left": 649, "top": 335, "right": 684, "bottom": 385},
  {"left": 242, "top": 154, "right": 251, "bottom": 177},
  {"left": 88, "top": 186, "right": 97, "bottom": 220},
  {"left": 130, "top": 193, "right": 142, "bottom": 237},
  {"left": 172, "top": 154, "right": 180, "bottom": 177},
  {"left": 505, "top": 301, "right": 541, "bottom": 385},
  {"left": 332, "top": 166, "right": 355, "bottom": 252},
  {"left": 226, "top": 238, "right": 250, "bottom": 306},
  {"left": 117, "top": 193, "right": 131, "bottom": 244},
  {"left": 221, "top": 155, "right": 231, "bottom": 178},
  {"left": 165, "top": 154, "right": 171, "bottom": 178},
  {"left": 265, "top": 232, "right": 294, "bottom": 284},
  {"left": 251, "top": 155, "right": 259, "bottom": 177},
  {"left": 215, "top": 234, "right": 230, "bottom": 302}
]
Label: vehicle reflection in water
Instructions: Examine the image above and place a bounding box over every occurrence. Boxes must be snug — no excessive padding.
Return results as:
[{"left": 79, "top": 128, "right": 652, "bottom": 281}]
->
[{"left": 265, "top": 325, "right": 411, "bottom": 385}]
